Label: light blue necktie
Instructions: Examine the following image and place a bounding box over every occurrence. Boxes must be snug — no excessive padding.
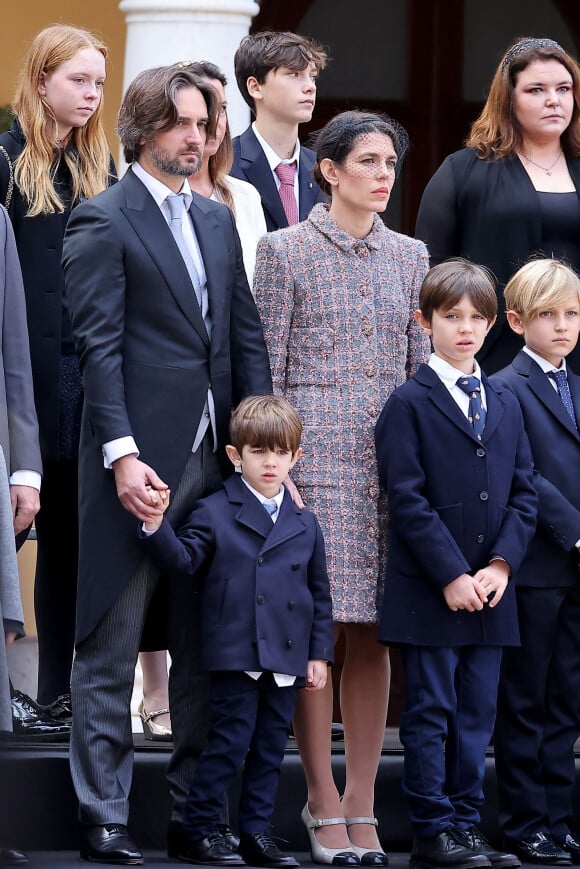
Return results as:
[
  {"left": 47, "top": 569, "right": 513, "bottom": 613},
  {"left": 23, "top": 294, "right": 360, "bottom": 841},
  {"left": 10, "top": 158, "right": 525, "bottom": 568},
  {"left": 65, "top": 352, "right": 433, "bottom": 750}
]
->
[
  {"left": 549, "top": 369, "right": 578, "bottom": 429},
  {"left": 456, "top": 375, "right": 486, "bottom": 441},
  {"left": 166, "top": 194, "right": 203, "bottom": 310},
  {"left": 263, "top": 499, "right": 278, "bottom": 521}
]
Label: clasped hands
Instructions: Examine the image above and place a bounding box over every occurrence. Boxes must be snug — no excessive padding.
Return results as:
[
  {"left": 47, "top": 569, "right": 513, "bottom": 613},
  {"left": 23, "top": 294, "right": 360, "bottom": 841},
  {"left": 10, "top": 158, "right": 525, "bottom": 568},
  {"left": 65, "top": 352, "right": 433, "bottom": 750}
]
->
[{"left": 443, "top": 561, "right": 510, "bottom": 612}]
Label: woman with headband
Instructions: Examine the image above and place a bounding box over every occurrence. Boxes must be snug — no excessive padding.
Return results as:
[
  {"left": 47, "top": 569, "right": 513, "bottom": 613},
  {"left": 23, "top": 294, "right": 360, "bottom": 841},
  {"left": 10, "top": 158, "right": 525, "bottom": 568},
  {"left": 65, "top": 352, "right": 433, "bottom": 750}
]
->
[{"left": 416, "top": 36, "right": 580, "bottom": 374}]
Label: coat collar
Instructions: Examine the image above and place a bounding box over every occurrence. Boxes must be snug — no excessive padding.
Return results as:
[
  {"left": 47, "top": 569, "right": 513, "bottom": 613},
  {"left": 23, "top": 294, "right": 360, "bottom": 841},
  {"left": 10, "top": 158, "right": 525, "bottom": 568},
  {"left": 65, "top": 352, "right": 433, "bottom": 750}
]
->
[
  {"left": 119, "top": 169, "right": 211, "bottom": 347},
  {"left": 511, "top": 350, "right": 580, "bottom": 439},
  {"left": 414, "top": 363, "right": 505, "bottom": 443},
  {"left": 223, "top": 474, "right": 308, "bottom": 551}
]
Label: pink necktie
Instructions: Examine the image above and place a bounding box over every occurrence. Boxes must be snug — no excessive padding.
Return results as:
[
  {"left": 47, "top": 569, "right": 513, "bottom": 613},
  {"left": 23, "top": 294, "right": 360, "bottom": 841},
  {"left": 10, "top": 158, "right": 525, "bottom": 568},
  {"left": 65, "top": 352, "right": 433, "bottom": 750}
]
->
[{"left": 274, "top": 162, "right": 298, "bottom": 225}]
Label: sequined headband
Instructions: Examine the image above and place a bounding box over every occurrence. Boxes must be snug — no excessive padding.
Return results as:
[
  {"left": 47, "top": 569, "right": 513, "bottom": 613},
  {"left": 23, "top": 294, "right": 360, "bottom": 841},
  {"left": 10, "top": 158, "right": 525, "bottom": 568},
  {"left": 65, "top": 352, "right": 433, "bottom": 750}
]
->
[{"left": 502, "top": 38, "right": 565, "bottom": 71}]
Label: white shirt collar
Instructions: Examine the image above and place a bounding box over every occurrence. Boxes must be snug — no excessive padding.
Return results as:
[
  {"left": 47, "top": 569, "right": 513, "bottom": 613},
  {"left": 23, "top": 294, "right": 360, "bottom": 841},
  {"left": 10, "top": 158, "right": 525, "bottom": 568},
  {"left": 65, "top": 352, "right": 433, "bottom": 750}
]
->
[
  {"left": 241, "top": 477, "right": 285, "bottom": 509},
  {"left": 132, "top": 161, "right": 192, "bottom": 210},
  {"left": 251, "top": 122, "right": 300, "bottom": 173},
  {"left": 523, "top": 344, "right": 568, "bottom": 375},
  {"left": 428, "top": 352, "right": 484, "bottom": 386}
]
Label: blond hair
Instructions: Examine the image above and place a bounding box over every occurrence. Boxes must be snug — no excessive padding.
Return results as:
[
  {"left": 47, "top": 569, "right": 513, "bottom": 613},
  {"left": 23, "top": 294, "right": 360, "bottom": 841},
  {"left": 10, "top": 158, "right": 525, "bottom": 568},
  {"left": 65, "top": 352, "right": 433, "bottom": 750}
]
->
[
  {"left": 13, "top": 24, "right": 111, "bottom": 216},
  {"left": 504, "top": 259, "right": 580, "bottom": 318}
]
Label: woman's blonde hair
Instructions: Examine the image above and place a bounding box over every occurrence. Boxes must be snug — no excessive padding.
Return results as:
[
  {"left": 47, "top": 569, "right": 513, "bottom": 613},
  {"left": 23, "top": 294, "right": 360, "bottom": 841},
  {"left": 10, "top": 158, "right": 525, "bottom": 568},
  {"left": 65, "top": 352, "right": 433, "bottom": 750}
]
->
[{"left": 13, "top": 24, "right": 111, "bottom": 216}]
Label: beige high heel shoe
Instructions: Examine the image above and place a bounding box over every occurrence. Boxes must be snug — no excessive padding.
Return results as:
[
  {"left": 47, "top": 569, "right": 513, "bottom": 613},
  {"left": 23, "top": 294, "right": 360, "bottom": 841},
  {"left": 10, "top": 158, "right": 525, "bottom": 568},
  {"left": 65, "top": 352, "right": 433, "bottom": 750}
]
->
[
  {"left": 301, "top": 804, "right": 359, "bottom": 865},
  {"left": 345, "top": 817, "right": 388, "bottom": 866},
  {"left": 138, "top": 699, "right": 172, "bottom": 741}
]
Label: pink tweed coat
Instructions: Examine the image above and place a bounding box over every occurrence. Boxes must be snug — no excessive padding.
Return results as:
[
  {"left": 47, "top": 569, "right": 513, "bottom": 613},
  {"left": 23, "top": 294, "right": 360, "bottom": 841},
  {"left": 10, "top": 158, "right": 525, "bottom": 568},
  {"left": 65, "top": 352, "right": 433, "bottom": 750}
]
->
[{"left": 254, "top": 203, "right": 430, "bottom": 623}]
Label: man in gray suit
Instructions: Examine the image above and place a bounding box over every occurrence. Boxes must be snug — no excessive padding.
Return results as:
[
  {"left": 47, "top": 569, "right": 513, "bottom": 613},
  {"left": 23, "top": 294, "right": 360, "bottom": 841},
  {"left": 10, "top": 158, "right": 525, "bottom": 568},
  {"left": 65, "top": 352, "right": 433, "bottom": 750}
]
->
[{"left": 62, "top": 66, "right": 272, "bottom": 865}]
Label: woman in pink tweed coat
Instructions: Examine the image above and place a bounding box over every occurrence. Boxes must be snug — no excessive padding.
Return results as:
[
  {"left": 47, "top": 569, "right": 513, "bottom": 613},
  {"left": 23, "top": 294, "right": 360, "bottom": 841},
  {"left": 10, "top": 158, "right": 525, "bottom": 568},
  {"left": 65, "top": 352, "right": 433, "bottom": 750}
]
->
[{"left": 254, "top": 111, "right": 430, "bottom": 865}]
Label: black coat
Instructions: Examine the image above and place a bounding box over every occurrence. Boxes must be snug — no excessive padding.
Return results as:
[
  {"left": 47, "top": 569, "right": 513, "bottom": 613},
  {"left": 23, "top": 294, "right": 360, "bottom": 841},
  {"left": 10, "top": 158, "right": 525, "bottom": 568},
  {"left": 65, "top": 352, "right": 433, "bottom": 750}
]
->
[{"left": 415, "top": 147, "right": 580, "bottom": 374}]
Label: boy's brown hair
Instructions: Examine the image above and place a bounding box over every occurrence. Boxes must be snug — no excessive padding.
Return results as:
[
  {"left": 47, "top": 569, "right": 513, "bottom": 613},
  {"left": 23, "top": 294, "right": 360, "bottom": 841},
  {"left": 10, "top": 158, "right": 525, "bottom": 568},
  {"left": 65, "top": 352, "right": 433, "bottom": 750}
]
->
[
  {"left": 229, "top": 395, "right": 302, "bottom": 454},
  {"left": 504, "top": 259, "right": 580, "bottom": 319},
  {"left": 234, "top": 30, "right": 328, "bottom": 113},
  {"left": 419, "top": 258, "right": 498, "bottom": 323}
]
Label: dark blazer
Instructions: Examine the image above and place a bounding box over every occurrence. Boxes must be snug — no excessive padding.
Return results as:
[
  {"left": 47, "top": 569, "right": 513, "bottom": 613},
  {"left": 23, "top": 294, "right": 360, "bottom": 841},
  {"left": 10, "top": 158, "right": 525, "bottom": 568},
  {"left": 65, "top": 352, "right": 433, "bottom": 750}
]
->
[
  {"left": 141, "top": 474, "right": 334, "bottom": 676},
  {"left": 0, "top": 118, "right": 116, "bottom": 459},
  {"left": 375, "top": 363, "right": 537, "bottom": 647},
  {"left": 492, "top": 351, "right": 580, "bottom": 588},
  {"left": 62, "top": 167, "right": 272, "bottom": 643},
  {"left": 231, "top": 126, "right": 324, "bottom": 231},
  {"left": 0, "top": 205, "right": 41, "bottom": 479},
  {"left": 415, "top": 148, "right": 580, "bottom": 373}
]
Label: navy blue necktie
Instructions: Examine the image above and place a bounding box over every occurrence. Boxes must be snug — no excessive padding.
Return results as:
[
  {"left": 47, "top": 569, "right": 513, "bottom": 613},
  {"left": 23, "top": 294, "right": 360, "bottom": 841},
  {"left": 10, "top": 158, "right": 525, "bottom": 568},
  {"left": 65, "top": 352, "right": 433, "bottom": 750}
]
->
[
  {"left": 456, "top": 375, "right": 486, "bottom": 441},
  {"left": 549, "top": 369, "right": 578, "bottom": 429}
]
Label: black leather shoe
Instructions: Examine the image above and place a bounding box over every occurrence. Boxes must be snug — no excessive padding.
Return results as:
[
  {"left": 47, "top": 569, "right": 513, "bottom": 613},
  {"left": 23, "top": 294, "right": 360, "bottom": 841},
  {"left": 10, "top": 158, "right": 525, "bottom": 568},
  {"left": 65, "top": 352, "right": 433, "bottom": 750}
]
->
[
  {"left": 554, "top": 835, "right": 580, "bottom": 864},
  {"left": 176, "top": 832, "right": 246, "bottom": 865},
  {"left": 238, "top": 832, "right": 300, "bottom": 867},
  {"left": 41, "top": 692, "right": 72, "bottom": 724},
  {"left": 80, "top": 824, "right": 143, "bottom": 864},
  {"left": 220, "top": 825, "right": 241, "bottom": 852},
  {"left": 0, "top": 848, "right": 28, "bottom": 866},
  {"left": 457, "top": 828, "right": 520, "bottom": 868},
  {"left": 411, "top": 829, "right": 492, "bottom": 869},
  {"left": 509, "top": 833, "right": 571, "bottom": 865},
  {"left": 10, "top": 690, "right": 70, "bottom": 741}
]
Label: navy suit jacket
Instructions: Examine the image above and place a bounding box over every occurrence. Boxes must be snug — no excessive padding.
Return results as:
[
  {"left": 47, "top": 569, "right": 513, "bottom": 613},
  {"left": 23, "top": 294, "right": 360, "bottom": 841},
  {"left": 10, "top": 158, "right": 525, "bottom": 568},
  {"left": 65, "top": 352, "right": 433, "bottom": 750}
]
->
[
  {"left": 141, "top": 474, "right": 334, "bottom": 676},
  {"left": 231, "top": 126, "right": 325, "bottom": 232},
  {"left": 492, "top": 351, "right": 580, "bottom": 588},
  {"left": 375, "top": 364, "right": 537, "bottom": 647}
]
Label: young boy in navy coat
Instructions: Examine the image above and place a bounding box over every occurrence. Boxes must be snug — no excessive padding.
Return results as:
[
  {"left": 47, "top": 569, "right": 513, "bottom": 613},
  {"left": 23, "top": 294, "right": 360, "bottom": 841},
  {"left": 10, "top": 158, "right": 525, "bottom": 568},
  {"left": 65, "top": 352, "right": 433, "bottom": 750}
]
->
[
  {"left": 375, "top": 259, "right": 537, "bottom": 869},
  {"left": 491, "top": 260, "right": 580, "bottom": 866},
  {"left": 141, "top": 394, "right": 333, "bottom": 868}
]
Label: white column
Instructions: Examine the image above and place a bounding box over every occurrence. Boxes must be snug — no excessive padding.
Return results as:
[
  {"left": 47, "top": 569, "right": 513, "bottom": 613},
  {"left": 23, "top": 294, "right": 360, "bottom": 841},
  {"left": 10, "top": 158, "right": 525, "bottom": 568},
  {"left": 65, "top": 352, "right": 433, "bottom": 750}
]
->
[{"left": 119, "top": 0, "right": 260, "bottom": 140}]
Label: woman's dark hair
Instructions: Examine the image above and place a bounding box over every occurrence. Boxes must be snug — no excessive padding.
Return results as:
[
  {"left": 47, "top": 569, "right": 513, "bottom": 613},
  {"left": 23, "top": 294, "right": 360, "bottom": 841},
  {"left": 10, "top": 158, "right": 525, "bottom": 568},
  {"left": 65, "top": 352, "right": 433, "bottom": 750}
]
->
[{"left": 312, "top": 110, "right": 409, "bottom": 196}]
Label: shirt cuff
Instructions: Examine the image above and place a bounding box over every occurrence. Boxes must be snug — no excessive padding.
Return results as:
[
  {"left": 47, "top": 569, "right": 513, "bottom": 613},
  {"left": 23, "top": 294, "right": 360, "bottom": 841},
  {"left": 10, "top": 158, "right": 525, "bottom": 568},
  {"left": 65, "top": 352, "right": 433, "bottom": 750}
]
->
[
  {"left": 9, "top": 471, "right": 41, "bottom": 490},
  {"left": 102, "top": 437, "right": 139, "bottom": 469}
]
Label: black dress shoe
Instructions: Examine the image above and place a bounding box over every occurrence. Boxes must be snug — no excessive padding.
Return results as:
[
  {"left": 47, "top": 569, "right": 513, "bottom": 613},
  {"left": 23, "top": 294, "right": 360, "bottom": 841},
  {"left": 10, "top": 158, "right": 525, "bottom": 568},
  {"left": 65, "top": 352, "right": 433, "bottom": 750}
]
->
[
  {"left": 509, "top": 833, "right": 571, "bottom": 865},
  {"left": 10, "top": 690, "right": 70, "bottom": 741},
  {"left": 238, "top": 832, "right": 300, "bottom": 867},
  {"left": 81, "top": 824, "right": 143, "bottom": 865},
  {"left": 411, "top": 829, "right": 492, "bottom": 869},
  {"left": 456, "top": 828, "right": 520, "bottom": 868},
  {"left": 41, "top": 692, "right": 73, "bottom": 724},
  {"left": 0, "top": 848, "right": 28, "bottom": 866},
  {"left": 554, "top": 835, "right": 580, "bottom": 864},
  {"left": 176, "top": 832, "right": 246, "bottom": 865},
  {"left": 220, "top": 825, "right": 241, "bottom": 852}
]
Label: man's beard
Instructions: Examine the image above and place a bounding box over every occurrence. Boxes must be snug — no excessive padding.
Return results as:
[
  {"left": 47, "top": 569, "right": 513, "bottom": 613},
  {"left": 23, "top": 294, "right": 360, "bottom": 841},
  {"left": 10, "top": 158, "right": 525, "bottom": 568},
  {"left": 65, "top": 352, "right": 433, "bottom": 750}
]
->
[{"left": 149, "top": 142, "right": 202, "bottom": 177}]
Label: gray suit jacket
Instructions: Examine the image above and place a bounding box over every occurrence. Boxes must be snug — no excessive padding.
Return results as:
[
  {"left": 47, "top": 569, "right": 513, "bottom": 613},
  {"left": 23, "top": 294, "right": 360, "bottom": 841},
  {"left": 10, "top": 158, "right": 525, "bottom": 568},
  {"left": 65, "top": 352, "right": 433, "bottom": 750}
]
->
[
  {"left": 0, "top": 206, "right": 41, "bottom": 479},
  {"left": 63, "top": 168, "right": 272, "bottom": 642}
]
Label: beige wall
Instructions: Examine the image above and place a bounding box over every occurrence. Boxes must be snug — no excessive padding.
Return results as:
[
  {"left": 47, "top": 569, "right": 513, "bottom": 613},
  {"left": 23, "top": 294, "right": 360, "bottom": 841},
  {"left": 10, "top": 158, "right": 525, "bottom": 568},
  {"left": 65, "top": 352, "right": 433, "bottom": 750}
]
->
[{"left": 1, "top": 1, "right": 126, "bottom": 152}]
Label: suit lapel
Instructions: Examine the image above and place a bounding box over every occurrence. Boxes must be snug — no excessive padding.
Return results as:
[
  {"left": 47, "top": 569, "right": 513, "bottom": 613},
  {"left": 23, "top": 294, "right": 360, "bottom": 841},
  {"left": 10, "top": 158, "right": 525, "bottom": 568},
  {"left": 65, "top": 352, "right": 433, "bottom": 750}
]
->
[
  {"left": 120, "top": 171, "right": 209, "bottom": 346},
  {"left": 298, "top": 148, "right": 318, "bottom": 220},
  {"left": 260, "top": 491, "right": 308, "bottom": 553},
  {"left": 225, "top": 476, "right": 307, "bottom": 548},
  {"left": 189, "top": 193, "right": 227, "bottom": 352},
  {"left": 418, "top": 365, "right": 480, "bottom": 440},
  {"left": 480, "top": 377, "right": 505, "bottom": 442},
  {"left": 525, "top": 355, "right": 580, "bottom": 440}
]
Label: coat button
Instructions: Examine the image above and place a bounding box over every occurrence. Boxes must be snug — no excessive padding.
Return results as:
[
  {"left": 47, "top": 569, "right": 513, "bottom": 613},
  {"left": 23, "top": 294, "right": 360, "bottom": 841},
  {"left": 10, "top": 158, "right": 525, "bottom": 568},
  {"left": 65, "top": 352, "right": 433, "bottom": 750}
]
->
[
  {"left": 257, "top": 557, "right": 265, "bottom": 566},
  {"left": 286, "top": 640, "right": 293, "bottom": 648},
  {"left": 476, "top": 447, "right": 486, "bottom": 457},
  {"left": 256, "top": 595, "right": 265, "bottom": 605},
  {"left": 476, "top": 534, "right": 485, "bottom": 544},
  {"left": 288, "top": 601, "right": 296, "bottom": 610},
  {"left": 479, "top": 491, "right": 489, "bottom": 501},
  {"left": 291, "top": 563, "right": 300, "bottom": 571}
]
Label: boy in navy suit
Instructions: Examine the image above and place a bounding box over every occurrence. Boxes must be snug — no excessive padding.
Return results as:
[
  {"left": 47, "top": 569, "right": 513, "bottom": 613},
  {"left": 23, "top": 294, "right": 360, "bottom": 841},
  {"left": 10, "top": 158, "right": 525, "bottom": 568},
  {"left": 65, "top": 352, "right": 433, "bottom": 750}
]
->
[
  {"left": 375, "top": 259, "right": 537, "bottom": 869},
  {"left": 491, "top": 259, "right": 580, "bottom": 866},
  {"left": 141, "top": 394, "right": 333, "bottom": 867},
  {"left": 231, "top": 31, "right": 327, "bottom": 231}
]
